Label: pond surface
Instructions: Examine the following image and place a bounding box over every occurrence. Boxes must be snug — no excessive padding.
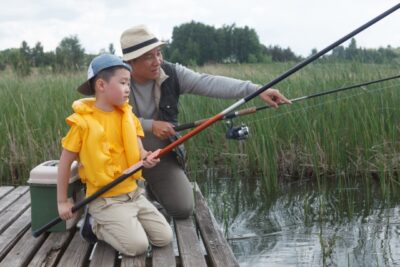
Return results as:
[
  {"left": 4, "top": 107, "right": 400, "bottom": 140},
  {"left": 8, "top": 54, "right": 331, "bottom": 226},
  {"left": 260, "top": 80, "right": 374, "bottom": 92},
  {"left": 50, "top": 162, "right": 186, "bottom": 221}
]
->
[{"left": 198, "top": 174, "right": 400, "bottom": 267}]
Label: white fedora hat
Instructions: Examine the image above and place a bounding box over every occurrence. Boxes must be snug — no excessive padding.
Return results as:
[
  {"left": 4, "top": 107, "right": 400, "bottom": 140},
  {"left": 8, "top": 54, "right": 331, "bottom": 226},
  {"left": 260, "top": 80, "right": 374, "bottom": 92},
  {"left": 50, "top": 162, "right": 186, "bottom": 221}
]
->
[{"left": 120, "top": 25, "right": 165, "bottom": 61}]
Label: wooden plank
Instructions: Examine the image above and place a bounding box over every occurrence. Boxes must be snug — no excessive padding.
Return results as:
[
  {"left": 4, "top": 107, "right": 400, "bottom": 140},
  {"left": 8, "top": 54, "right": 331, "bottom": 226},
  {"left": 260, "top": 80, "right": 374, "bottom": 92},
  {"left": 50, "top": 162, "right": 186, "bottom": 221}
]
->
[
  {"left": 0, "top": 208, "right": 31, "bottom": 261},
  {"left": 0, "top": 186, "right": 14, "bottom": 200},
  {"left": 0, "top": 192, "right": 30, "bottom": 234},
  {"left": 152, "top": 242, "right": 176, "bottom": 267},
  {"left": 57, "top": 231, "right": 91, "bottom": 267},
  {"left": 0, "top": 186, "right": 29, "bottom": 214},
  {"left": 120, "top": 253, "right": 147, "bottom": 267},
  {"left": 88, "top": 241, "right": 116, "bottom": 267},
  {"left": 0, "top": 227, "right": 47, "bottom": 267},
  {"left": 28, "top": 231, "right": 72, "bottom": 267},
  {"left": 194, "top": 184, "right": 239, "bottom": 267},
  {"left": 175, "top": 217, "right": 207, "bottom": 267}
]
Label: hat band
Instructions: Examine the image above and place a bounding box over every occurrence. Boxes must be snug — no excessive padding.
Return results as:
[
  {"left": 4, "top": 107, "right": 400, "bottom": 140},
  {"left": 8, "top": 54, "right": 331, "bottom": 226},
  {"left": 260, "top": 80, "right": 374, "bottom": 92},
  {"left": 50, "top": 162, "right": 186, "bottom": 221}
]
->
[{"left": 122, "top": 38, "right": 159, "bottom": 55}]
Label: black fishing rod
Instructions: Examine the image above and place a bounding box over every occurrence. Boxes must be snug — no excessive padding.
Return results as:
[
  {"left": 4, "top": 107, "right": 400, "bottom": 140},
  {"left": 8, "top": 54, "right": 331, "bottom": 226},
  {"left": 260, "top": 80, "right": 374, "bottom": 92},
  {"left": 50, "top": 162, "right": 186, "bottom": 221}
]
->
[
  {"left": 32, "top": 3, "right": 400, "bottom": 237},
  {"left": 175, "top": 74, "right": 400, "bottom": 133}
]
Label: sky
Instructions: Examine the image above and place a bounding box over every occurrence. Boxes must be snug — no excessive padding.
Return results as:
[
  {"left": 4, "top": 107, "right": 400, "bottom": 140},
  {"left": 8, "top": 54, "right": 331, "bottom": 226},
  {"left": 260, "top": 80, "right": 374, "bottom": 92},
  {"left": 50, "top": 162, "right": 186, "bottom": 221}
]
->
[{"left": 0, "top": 0, "right": 399, "bottom": 57}]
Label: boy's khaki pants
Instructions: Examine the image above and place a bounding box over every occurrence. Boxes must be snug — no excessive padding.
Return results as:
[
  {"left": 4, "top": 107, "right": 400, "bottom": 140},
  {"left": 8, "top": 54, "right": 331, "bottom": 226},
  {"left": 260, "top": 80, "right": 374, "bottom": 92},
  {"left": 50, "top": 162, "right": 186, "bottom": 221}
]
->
[{"left": 88, "top": 188, "right": 173, "bottom": 256}]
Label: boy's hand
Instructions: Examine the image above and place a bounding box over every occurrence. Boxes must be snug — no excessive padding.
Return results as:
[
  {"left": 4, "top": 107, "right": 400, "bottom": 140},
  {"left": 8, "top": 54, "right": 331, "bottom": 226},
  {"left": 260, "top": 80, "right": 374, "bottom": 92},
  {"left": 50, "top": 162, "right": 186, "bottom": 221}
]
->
[
  {"left": 58, "top": 200, "right": 74, "bottom": 220},
  {"left": 142, "top": 150, "right": 160, "bottom": 168}
]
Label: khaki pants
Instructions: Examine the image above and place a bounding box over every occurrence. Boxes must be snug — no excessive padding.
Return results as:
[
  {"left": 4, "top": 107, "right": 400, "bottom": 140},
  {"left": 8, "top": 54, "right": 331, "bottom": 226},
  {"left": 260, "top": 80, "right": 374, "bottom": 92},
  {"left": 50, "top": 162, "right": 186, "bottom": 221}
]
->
[{"left": 88, "top": 188, "right": 173, "bottom": 256}]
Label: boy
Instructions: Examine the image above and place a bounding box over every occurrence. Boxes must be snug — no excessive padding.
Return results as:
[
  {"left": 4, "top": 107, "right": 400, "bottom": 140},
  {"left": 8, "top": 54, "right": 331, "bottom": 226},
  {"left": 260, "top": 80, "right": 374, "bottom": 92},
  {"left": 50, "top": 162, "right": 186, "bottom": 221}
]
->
[{"left": 57, "top": 54, "right": 172, "bottom": 256}]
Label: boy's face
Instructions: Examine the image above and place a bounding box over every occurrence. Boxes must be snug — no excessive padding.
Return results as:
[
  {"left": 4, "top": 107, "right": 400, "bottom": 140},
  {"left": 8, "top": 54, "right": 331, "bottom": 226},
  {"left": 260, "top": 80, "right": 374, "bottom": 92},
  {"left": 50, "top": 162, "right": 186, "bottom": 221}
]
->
[
  {"left": 99, "top": 68, "right": 131, "bottom": 107},
  {"left": 128, "top": 47, "right": 163, "bottom": 83}
]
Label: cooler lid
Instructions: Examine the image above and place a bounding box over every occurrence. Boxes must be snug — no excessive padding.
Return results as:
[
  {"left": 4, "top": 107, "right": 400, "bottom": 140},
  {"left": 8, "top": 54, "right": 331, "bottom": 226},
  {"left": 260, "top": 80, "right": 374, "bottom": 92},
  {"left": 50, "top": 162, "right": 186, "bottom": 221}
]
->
[{"left": 28, "top": 160, "right": 79, "bottom": 184}]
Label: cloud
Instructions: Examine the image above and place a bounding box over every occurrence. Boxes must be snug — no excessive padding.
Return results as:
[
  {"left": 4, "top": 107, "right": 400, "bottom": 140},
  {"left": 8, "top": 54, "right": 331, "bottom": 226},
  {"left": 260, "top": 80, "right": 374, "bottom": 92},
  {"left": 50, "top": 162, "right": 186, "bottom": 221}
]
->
[
  {"left": 0, "top": 0, "right": 79, "bottom": 23},
  {"left": 0, "top": 0, "right": 399, "bottom": 56}
]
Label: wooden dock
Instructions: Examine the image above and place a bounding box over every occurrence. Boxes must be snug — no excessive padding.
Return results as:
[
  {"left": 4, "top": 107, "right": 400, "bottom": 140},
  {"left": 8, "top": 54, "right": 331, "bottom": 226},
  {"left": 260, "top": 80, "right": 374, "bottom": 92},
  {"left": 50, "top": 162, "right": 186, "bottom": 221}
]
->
[{"left": 0, "top": 184, "right": 239, "bottom": 267}]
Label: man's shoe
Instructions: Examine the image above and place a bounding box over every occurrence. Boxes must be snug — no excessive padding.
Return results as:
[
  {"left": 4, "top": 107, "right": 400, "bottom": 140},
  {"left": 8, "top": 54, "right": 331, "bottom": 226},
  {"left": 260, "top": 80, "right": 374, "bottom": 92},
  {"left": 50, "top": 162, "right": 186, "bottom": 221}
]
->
[{"left": 80, "top": 207, "right": 98, "bottom": 244}]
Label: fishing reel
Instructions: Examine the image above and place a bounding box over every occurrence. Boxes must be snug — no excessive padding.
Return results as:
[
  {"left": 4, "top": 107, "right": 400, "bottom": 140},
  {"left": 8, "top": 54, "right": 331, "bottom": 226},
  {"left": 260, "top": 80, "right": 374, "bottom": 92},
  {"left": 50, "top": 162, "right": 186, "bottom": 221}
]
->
[{"left": 225, "top": 120, "right": 250, "bottom": 140}]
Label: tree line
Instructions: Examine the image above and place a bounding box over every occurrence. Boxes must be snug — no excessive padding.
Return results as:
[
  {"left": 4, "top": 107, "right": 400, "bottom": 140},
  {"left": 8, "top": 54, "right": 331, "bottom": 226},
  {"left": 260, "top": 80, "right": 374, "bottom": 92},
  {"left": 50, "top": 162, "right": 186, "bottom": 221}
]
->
[
  {"left": 0, "top": 36, "right": 115, "bottom": 76},
  {"left": 0, "top": 22, "right": 398, "bottom": 76},
  {"left": 323, "top": 38, "right": 399, "bottom": 64},
  {"left": 162, "top": 21, "right": 301, "bottom": 65}
]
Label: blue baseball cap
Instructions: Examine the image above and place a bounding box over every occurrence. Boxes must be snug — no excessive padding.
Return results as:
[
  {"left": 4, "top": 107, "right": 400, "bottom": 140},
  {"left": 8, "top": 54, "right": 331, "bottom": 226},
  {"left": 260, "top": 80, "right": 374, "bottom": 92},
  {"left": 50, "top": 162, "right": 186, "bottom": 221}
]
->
[{"left": 77, "top": 53, "right": 132, "bottom": 95}]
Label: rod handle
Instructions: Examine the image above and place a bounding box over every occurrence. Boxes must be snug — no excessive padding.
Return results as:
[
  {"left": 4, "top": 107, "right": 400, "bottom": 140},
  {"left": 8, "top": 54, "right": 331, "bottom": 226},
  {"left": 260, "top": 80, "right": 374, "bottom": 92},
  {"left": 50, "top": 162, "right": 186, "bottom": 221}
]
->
[
  {"left": 32, "top": 216, "right": 62, "bottom": 237},
  {"left": 174, "top": 119, "right": 206, "bottom": 131}
]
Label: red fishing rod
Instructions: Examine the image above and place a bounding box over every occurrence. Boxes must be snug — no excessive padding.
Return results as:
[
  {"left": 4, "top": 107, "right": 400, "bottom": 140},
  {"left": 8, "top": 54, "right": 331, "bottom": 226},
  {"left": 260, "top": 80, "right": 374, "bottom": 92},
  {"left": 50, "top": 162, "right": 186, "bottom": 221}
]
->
[{"left": 33, "top": 3, "right": 400, "bottom": 237}]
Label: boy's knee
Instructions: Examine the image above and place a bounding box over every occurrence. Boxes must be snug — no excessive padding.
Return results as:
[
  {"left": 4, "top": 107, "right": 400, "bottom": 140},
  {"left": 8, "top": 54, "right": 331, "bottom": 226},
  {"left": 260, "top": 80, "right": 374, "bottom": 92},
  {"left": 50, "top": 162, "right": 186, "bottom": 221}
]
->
[
  {"left": 151, "top": 226, "right": 173, "bottom": 247},
  {"left": 121, "top": 238, "right": 149, "bottom": 256}
]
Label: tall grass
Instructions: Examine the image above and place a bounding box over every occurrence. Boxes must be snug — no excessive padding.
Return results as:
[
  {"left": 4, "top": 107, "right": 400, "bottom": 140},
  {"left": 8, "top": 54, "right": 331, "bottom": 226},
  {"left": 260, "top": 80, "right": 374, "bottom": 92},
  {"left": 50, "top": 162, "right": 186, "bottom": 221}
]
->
[
  {"left": 181, "top": 62, "right": 400, "bottom": 194},
  {"left": 0, "top": 63, "right": 399, "bottom": 195},
  {"left": 0, "top": 70, "right": 83, "bottom": 184}
]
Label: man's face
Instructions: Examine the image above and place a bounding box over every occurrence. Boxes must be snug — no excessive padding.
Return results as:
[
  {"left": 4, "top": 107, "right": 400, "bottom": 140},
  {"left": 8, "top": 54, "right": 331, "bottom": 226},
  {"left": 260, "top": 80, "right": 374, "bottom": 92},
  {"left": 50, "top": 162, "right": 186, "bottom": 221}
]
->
[{"left": 130, "top": 47, "right": 163, "bottom": 83}]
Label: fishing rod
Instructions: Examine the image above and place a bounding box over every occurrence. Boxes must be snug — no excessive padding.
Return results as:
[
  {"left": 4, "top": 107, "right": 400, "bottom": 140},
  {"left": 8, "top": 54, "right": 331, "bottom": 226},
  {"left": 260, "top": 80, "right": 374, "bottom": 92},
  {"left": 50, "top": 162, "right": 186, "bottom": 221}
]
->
[
  {"left": 32, "top": 3, "right": 400, "bottom": 237},
  {"left": 174, "top": 74, "right": 400, "bottom": 139}
]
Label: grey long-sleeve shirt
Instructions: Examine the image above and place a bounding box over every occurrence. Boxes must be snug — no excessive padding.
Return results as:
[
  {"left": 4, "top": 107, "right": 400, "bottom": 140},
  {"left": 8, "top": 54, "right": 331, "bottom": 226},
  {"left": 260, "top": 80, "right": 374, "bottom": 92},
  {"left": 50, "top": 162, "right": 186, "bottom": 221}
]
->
[{"left": 129, "top": 63, "right": 259, "bottom": 151}]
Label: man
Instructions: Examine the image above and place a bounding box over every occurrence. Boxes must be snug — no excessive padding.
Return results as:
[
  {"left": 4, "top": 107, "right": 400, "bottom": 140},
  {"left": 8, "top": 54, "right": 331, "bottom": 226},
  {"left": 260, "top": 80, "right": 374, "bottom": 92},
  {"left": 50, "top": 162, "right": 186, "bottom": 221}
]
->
[{"left": 120, "top": 25, "right": 291, "bottom": 219}]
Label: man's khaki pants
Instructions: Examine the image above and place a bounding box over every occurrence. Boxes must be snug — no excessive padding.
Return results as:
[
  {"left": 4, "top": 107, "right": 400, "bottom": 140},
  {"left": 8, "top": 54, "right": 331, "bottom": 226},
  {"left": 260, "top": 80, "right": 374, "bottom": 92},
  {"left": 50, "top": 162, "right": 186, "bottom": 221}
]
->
[{"left": 88, "top": 188, "right": 173, "bottom": 256}]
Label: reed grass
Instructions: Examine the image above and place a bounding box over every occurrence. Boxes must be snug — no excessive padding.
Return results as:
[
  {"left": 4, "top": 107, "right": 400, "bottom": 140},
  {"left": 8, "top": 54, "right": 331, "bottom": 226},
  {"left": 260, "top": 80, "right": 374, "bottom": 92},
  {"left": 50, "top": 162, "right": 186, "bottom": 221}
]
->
[
  {"left": 0, "top": 70, "right": 83, "bottom": 184},
  {"left": 181, "top": 62, "right": 400, "bottom": 194},
  {"left": 0, "top": 62, "right": 399, "bottom": 195}
]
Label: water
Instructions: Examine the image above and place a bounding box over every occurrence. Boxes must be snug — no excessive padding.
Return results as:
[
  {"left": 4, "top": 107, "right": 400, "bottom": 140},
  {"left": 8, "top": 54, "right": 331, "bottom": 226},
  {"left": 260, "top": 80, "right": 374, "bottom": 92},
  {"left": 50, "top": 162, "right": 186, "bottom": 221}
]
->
[{"left": 198, "top": 174, "right": 400, "bottom": 267}]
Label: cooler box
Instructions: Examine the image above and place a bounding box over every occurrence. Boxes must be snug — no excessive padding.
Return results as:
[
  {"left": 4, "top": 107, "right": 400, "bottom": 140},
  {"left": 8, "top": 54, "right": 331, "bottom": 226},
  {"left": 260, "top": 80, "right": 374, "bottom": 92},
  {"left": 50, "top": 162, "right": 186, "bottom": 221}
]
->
[{"left": 28, "top": 160, "right": 84, "bottom": 233}]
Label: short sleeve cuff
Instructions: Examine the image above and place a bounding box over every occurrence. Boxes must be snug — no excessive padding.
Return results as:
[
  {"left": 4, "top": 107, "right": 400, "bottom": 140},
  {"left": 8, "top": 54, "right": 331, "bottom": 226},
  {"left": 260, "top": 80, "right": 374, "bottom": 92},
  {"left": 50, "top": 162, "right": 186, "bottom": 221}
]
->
[{"left": 140, "top": 119, "right": 153, "bottom": 133}]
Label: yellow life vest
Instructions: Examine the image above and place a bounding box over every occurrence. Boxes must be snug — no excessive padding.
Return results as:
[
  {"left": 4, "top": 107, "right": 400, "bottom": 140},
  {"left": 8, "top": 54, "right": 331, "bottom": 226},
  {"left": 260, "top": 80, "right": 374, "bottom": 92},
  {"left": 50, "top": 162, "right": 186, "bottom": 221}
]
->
[{"left": 65, "top": 98, "right": 143, "bottom": 197}]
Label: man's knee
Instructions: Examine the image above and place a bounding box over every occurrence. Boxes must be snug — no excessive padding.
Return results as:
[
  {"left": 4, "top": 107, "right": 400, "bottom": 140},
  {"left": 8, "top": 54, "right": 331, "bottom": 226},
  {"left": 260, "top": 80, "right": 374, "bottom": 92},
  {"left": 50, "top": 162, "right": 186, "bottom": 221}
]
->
[{"left": 168, "top": 200, "right": 194, "bottom": 219}]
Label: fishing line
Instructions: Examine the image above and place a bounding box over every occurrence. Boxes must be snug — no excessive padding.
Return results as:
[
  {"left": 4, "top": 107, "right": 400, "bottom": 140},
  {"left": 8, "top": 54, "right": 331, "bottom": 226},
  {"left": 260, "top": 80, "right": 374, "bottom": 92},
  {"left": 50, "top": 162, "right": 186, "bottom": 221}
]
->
[
  {"left": 176, "top": 74, "right": 400, "bottom": 133},
  {"left": 246, "top": 83, "right": 400, "bottom": 125},
  {"left": 181, "top": 83, "right": 399, "bottom": 146}
]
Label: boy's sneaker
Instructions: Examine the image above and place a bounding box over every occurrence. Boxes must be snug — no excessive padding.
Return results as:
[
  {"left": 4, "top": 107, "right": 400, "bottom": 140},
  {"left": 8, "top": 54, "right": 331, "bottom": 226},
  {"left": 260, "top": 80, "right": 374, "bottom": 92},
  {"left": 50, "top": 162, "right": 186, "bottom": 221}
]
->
[{"left": 80, "top": 207, "right": 98, "bottom": 244}]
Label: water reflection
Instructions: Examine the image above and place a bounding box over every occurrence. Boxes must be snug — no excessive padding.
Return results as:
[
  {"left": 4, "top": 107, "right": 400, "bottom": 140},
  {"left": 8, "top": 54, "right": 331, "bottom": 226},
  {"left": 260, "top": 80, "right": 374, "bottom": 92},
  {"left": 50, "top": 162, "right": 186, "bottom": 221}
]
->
[{"left": 198, "top": 174, "right": 400, "bottom": 267}]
